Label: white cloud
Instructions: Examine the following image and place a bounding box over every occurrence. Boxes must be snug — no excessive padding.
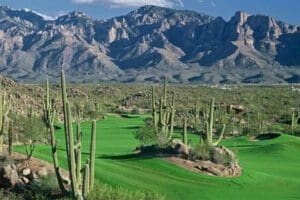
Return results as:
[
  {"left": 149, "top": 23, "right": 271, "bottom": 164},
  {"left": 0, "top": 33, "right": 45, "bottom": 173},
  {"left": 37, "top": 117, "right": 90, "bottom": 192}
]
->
[{"left": 72, "top": 0, "right": 184, "bottom": 8}]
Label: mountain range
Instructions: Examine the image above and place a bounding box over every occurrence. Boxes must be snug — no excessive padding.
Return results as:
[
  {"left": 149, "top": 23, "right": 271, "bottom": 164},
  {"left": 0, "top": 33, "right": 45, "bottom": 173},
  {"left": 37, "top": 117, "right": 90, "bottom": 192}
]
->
[{"left": 0, "top": 5, "right": 299, "bottom": 84}]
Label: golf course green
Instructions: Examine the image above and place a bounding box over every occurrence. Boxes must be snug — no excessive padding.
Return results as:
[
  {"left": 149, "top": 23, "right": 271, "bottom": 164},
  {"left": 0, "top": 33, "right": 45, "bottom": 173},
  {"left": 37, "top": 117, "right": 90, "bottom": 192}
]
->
[{"left": 16, "top": 114, "right": 300, "bottom": 200}]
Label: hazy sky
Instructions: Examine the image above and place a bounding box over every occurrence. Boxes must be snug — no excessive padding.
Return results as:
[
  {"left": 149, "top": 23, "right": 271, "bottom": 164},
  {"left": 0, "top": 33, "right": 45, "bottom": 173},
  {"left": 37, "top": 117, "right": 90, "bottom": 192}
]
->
[{"left": 0, "top": 0, "right": 299, "bottom": 25}]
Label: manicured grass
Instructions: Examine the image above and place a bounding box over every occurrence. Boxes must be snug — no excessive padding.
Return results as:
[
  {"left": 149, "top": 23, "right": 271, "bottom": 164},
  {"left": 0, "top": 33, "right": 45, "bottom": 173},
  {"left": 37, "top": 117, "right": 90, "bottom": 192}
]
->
[{"left": 15, "top": 115, "right": 300, "bottom": 200}]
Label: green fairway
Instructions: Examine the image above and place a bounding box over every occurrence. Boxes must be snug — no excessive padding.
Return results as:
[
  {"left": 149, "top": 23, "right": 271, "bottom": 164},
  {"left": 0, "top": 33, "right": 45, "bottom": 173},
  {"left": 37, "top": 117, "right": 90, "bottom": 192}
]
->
[{"left": 16, "top": 115, "right": 300, "bottom": 200}]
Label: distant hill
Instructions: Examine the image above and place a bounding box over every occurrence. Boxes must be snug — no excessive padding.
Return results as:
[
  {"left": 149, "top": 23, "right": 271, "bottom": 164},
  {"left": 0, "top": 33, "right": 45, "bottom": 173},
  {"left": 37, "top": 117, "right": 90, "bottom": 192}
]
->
[{"left": 0, "top": 5, "right": 299, "bottom": 84}]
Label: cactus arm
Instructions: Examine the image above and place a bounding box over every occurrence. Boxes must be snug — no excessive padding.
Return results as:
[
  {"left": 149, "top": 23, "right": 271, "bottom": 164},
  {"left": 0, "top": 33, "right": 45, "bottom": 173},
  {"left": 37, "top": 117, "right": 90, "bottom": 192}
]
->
[
  {"left": 89, "top": 120, "right": 96, "bottom": 190},
  {"left": 183, "top": 117, "right": 188, "bottom": 145},
  {"left": 163, "top": 76, "right": 167, "bottom": 107},
  {"left": 66, "top": 101, "right": 79, "bottom": 198},
  {"left": 213, "top": 124, "right": 226, "bottom": 146},
  {"left": 152, "top": 86, "right": 158, "bottom": 133},
  {"left": 44, "top": 78, "right": 68, "bottom": 194},
  {"left": 170, "top": 92, "right": 175, "bottom": 136},
  {"left": 8, "top": 119, "right": 12, "bottom": 155},
  {"left": 83, "top": 160, "right": 90, "bottom": 199},
  {"left": 75, "top": 123, "right": 82, "bottom": 186},
  {"left": 61, "top": 70, "right": 70, "bottom": 158}
]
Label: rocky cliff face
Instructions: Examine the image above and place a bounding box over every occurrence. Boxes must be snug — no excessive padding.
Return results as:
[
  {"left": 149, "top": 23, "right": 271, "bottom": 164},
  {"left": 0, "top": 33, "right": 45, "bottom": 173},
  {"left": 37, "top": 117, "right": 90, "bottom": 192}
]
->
[{"left": 0, "top": 5, "right": 299, "bottom": 83}]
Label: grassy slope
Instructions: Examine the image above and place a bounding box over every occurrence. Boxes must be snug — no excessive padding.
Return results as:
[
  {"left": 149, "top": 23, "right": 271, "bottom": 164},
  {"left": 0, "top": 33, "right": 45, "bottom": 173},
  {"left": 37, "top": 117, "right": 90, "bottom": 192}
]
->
[{"left": 16, "top": 115, "right": 300, "bottom": 200}]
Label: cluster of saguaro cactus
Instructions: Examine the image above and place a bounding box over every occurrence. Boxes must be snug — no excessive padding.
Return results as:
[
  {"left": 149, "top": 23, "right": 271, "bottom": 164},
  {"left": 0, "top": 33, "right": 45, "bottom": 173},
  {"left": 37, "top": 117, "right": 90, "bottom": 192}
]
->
[
  {"left": 0, "top": 88, "right": 10, "bottom": 153},
  {"left": 151, "top": 77, "right": 176, "bottom": 142},
  {"left": 202, "top": 98, "right": 226, "bottom": 147},
  {"left": 291, "top": 108, "right": 300, "bottom": 134},
  {"left": 43, "top": 71, "right": 96, "bottom": 200}
]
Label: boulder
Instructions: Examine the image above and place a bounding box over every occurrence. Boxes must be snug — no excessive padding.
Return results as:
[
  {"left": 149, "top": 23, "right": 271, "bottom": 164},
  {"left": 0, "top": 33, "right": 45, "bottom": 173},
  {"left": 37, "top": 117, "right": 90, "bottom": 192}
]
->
[
  {"left": 212, "top": 146, "right": 236, "bottom": 166},
  {"left": 37, "top": 167, "right": 48, "bottom": 177},
  {"left": 195, "top": 159, "right": 242, "bottom": 177},
  {"left": 169, "top": 139, "right": 191, "bottom": 156},
  {"left": 22, "top": 168, "right": 31, "bottom": 176},
  {"left": 0, "top": 164, "right": 19, "bottom": 188},
  {"left": 20, "top": 177, "right": 30, "bottom": 184}
]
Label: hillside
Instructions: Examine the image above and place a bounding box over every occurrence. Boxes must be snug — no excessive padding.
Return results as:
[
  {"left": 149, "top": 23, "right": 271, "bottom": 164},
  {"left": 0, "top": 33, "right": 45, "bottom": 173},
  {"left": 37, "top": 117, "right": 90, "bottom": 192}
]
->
[{"left": 0, "top": 5, "right": 299, "bottom": 83}]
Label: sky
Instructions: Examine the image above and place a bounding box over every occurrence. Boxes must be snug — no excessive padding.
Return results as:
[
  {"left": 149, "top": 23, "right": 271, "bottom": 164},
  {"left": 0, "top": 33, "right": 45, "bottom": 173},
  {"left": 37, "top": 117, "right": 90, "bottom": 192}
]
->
[{"left": 0, "top": 0, "right": 299, "bottom": 25}]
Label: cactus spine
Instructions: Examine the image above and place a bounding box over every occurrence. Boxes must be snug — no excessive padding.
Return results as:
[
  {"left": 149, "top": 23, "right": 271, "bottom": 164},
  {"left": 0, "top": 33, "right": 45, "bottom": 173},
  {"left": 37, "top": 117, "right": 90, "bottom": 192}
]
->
[
  {"left": 44, "top": 72, "right": 97, "bottom": 199},
  {"left": 203, "top": 98, "right": 225, "bottom": 146},
  {"left": 151, "top": 76, "right": 175, "bottom": 142}
]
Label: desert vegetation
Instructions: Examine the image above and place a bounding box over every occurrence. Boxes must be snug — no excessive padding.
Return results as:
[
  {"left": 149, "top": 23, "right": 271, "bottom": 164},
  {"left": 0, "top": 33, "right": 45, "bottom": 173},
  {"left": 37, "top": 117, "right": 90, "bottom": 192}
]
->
[{"left": 0, "top": 74, "right": 299, "bottom": 199}]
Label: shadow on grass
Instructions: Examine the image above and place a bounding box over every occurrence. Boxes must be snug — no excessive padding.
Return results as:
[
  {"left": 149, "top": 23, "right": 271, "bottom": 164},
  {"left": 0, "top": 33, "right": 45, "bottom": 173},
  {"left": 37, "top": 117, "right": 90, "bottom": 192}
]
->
[
  {"left": 255, "top": 133, "right": 281, "bottom": 141},
  {"left": 226, "top": 144, "right": 261, "bottom": 148},
  {"left": 123, "top": 125, "right": 142, "bottom": 130}
]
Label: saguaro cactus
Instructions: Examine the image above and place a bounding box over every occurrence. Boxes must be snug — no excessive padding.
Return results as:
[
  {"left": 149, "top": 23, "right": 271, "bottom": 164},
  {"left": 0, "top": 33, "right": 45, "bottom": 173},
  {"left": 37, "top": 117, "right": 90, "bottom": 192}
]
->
[
  {"left": 151, "top": 76, "right": 176, "bottom": 142},
  {"left": 43, "top": 72, "right": 97, "bottom": 199},
  {"left": 8, "top": 119, "right": 13, "bottom": 156},
  {"left": 43, "top": 79, "right": 67, "bottom": 194},
  {"left": 183, "top": 117, "right": 188, "bottom": 145},
  {"left": 203, "top": 98, "right": 226, "bottom": 146},
  {"left": 0, "top": 88, "right": 10, "bottom": 153},
  {"left": 291, "top": 108, "right": 300, "bottom": 134}
]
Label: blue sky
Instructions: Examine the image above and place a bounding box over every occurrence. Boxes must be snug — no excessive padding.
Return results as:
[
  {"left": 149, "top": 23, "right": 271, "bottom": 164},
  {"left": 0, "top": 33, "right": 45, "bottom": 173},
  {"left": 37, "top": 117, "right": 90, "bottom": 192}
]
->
[{"left": 0, "top": 0, "right": 299, "bottom": 25}]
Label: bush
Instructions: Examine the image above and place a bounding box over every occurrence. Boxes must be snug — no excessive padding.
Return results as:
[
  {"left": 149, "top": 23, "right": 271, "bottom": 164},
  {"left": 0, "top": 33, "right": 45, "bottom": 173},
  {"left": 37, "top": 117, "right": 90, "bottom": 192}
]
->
[
  {"left": 134, "top": 123, "right": 157, "bottom": 146},
  {"left": 133, "top": 118, "right": 170, "bottom": 148},
  {"left": 190, "top": 143, "right": 212, "bottom": 161},
  {"left": 16, "top": 114, "right": 47, "bottom": 160},
  {"left": 4, "top": 175, "right": 70, "bottom": 200},
  {"left": 88, "top": 184, "right": 165, "bottom": 200},
  {"left": 211, "top": 149, "right": 235, "bottom": 166}
]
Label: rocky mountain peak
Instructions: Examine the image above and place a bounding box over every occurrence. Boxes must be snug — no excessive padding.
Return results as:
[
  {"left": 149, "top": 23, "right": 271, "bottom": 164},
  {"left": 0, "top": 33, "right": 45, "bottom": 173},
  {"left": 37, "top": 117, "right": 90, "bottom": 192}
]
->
[
  {"left": 0, "top": 5, "right": 299, "bottom": 84},
  {"left": 233, "top": 11, "right": 250, "bottom": 25},
  {"left": 55, "top": 10, "right": 92, "bottom": 25}
]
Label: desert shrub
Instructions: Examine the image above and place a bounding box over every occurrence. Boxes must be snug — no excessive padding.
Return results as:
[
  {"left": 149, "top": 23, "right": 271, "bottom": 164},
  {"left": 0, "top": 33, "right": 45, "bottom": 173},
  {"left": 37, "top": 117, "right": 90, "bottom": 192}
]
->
[
  {"left": 134, "top": 118, "right": 171, "bottom": 148},
  {"left": 134, "top": 123, "right": 157, "bottom": 146},
  {"left": 16, "top": 114, "right": 46, "bottom": 160},
  {"left": 190, "top": 143, "right": 212, "bottom": 161},
  {"left": 0, "top": 189, "right": 18, "bottom": 200},
  {"left": 88, "top": 184, "right": 165, "bottom": 200},
  {"left": 130, "top": 107, "right": 140, "bottom": 115},
  {"left": 211, "top": 150, "right": 235, "bottom": 166},
  {"left": 6, "top": 175, "right": 70, "bottom": 200}
]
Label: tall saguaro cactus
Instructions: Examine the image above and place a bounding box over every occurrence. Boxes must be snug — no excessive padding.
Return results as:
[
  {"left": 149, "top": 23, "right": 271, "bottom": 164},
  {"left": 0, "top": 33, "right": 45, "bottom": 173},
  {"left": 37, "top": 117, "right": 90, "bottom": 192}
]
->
[
  {"left": 183, "top": 117, "right": 188, "bottom": 145},
  {"left": 203, "top": 98, "right": 226, "bottom": 147},
  {"left": 8, "top": 119, "right": 13, "bottom": 156},
  {"left": 43, "top": 79, "right": 67, "bottom": 194},
  {"left": 291, "top": 108, "right": 300, "bottom": 134},
  {"left": 151, "top": 76, "right": 176, "bottom": 142},
  {"left": 0, "top": 88, "right": 10, "bottom": 153},
  {"left": 43, "top": 72, "right": 97, "bottom": 200}
]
